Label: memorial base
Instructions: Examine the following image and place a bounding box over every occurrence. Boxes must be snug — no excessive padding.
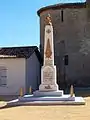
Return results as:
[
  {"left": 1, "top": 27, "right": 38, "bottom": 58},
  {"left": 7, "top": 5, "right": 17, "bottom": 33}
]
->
[
  {"left": 39, "top": 83, "right": 59, "bottom": 92},
  {"left": 6, "top": 94, "right": 85, "bottom": 107},
  {"left": 33, "top": 90, "right": 63, "bottom": 97}
]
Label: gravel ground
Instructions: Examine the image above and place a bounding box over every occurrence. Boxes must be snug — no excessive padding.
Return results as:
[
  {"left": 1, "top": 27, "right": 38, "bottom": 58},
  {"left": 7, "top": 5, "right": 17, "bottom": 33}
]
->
[{"left": 0, "top": 97, "right": 90, "bottom": 120}]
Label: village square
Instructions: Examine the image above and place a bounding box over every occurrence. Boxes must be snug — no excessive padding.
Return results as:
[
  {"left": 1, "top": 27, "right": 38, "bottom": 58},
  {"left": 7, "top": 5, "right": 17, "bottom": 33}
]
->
[{"left": 0, "top": 0, "right": 90, "bottom": 120}]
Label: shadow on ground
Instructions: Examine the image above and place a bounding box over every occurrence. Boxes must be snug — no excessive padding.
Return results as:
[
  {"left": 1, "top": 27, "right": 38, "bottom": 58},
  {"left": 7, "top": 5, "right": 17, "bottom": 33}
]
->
[{"left": 0, "top": 102, "right": 86, "bottom": 110}]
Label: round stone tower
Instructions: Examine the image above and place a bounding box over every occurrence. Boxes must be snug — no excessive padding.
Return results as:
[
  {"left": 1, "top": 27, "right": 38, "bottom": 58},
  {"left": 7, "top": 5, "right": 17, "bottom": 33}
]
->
[{"left": 37, "top": 1, "right": 90, "bottom": 88}]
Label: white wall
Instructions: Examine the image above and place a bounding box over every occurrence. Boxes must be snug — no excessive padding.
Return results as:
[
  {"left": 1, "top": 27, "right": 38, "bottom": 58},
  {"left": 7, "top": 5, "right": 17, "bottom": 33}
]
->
[
  {"left": 0, "top": 58, "right": 25, "bottom": 95},
  {"left": 26, "top": 52, "right": 40, "bottom": 93}
]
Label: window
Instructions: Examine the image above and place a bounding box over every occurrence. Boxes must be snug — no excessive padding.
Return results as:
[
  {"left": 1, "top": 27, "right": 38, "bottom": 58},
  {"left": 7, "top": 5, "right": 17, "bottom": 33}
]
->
[
  {"left": 64, "top": 55, "right": 69, "bottom": 65},
  {"left": 61, "top": 10, "right": 64, "bottom": 22},
  {"left": 0, "top": 66, "right": 7, "bottom": 86}
]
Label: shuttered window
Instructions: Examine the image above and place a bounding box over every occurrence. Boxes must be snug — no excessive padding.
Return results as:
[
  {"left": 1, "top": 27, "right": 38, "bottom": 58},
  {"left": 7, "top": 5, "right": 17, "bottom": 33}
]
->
[{"left": 0, "top": 67, "right": 7, "bottom": 86}]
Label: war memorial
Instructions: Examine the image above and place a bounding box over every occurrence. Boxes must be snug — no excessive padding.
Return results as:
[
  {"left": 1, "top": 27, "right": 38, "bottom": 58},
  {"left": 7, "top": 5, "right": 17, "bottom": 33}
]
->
[{"left": 6, "top": 14, "right": 85, "bottom": 106}]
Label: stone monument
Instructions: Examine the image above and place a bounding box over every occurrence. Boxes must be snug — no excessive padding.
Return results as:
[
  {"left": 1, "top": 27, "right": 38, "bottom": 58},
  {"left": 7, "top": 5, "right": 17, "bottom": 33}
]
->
[
  {"left": 39, "top": 14, "right": 61, "bottom": 92},
  {"left": 6, "top": 14, "right": 85, "bottom": 106},
  {"left": 34, "top": 14, "right": 63, "bottom": 96}
]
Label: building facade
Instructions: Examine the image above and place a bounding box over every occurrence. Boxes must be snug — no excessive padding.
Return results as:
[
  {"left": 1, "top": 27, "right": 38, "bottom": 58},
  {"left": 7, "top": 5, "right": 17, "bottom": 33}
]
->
[
  {"left": 37, "top": 1, "right": 90, "bottom": 88},
  {"left": 0, "top": 46, "right": 41, "bottom": 95}
]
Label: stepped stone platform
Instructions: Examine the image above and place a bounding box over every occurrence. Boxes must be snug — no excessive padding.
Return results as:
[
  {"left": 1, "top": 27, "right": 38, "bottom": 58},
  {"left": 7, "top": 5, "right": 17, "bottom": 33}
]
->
[
  {"left": 5, "top": 94, "right": 85, "bottom": 107},
  {"left": 33, "top": 90, "right": 63, "bottom": 97}
]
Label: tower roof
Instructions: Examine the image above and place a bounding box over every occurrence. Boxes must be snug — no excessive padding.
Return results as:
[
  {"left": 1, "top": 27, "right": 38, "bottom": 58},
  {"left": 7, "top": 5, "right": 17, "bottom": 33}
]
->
[{"left": 37, "top": 2, "right": 86, "bottom": 16}]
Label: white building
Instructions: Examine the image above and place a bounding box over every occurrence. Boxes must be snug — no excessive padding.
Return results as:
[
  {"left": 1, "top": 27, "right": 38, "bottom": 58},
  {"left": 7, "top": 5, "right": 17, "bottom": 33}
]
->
[{"left": 0, "top": 46, "right": 41, "bottom": 95}]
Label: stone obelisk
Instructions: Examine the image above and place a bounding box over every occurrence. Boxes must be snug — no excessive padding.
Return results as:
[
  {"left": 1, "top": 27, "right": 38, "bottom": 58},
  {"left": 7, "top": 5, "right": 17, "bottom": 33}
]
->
[
  {"left": 39, "top": 14, "right": 59, "bottom": 92},
  {"left": 19, "top": 14, "right": 85, "bottom": 105}
]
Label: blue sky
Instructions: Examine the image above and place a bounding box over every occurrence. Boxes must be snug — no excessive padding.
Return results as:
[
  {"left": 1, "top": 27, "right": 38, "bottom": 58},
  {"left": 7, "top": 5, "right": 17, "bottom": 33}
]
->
[{"left": 0, "top": 0, "right": 85, "bottom": 47}]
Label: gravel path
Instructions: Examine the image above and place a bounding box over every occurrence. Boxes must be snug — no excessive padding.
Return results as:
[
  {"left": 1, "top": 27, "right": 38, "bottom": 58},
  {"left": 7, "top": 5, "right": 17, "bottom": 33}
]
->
[{"left": 0, "top": 97, "right": 90, "bottom": 120}]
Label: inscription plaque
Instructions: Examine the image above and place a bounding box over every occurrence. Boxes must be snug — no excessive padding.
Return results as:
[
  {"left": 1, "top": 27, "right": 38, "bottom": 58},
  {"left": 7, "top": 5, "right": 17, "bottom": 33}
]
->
[{"left": 43, "top": 66, "right": 54, "bottom": 84}]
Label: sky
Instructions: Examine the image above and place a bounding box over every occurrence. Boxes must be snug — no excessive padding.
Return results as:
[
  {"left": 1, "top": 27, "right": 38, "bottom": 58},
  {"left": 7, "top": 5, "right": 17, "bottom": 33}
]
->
[{"left": 0, "top": 0, "right": 85, "bottom": 47}]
